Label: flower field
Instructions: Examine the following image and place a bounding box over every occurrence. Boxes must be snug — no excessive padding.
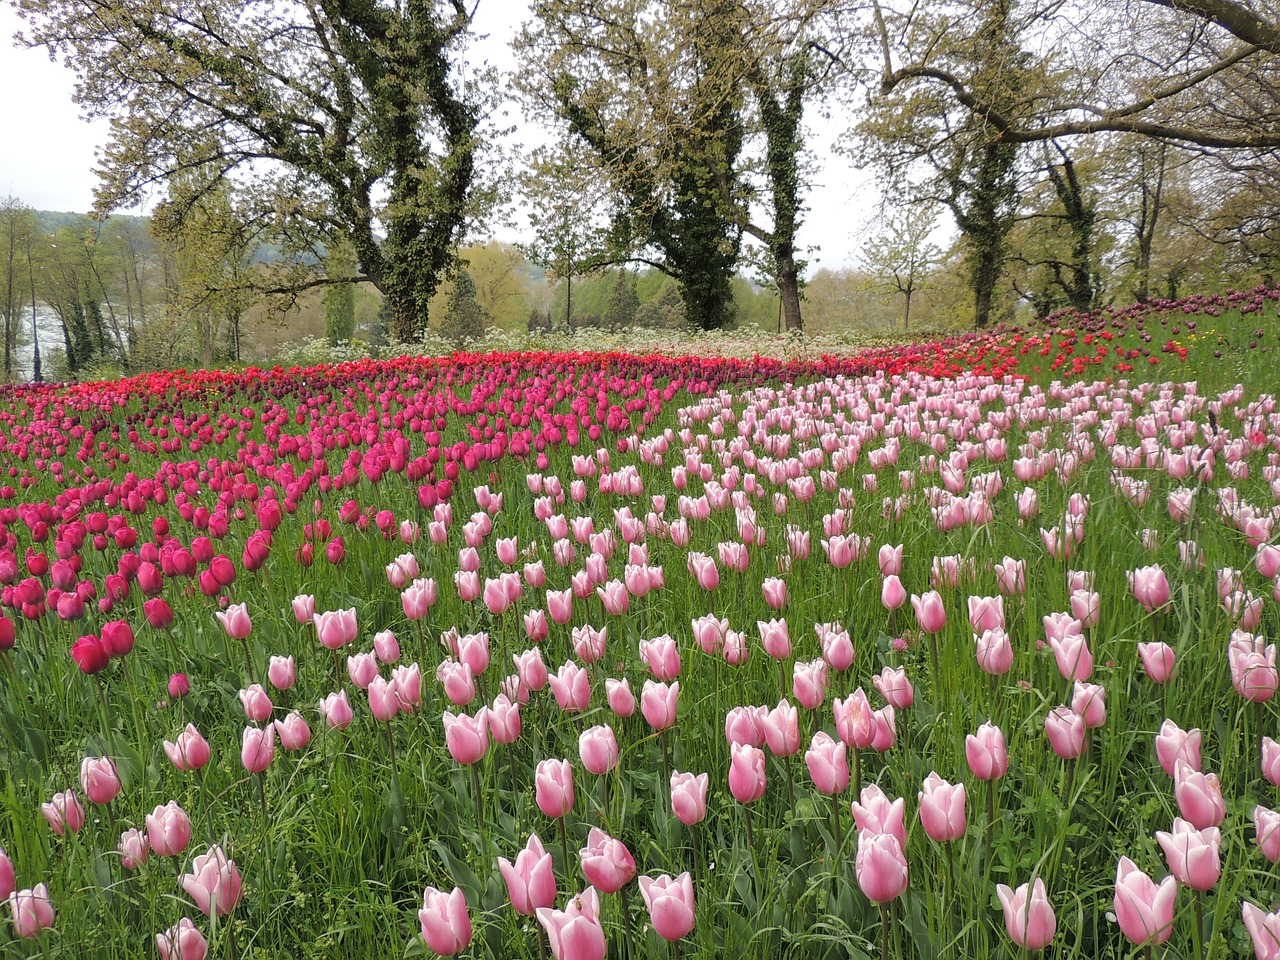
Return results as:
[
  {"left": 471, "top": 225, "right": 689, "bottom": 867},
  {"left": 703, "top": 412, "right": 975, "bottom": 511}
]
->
[{"left": 4, "top": 290, "right": 1280, "bottom": 959}]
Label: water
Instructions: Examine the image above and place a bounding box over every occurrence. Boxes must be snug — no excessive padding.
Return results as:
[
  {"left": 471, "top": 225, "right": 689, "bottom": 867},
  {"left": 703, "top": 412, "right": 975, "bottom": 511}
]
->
[{"left": 11, "top": 304, "right": 67, "bottom": 382}]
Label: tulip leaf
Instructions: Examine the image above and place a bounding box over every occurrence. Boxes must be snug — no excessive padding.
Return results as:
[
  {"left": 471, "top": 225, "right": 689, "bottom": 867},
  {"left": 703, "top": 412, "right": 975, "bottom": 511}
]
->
[{"left": 382, "top": 776, "right": 407, "bottom": 851}]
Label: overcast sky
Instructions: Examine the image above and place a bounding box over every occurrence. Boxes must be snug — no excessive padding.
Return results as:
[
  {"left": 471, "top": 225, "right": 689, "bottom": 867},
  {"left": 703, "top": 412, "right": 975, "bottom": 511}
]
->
[{"left": 0, "top": 0, "right": 882, "bottom": 272}]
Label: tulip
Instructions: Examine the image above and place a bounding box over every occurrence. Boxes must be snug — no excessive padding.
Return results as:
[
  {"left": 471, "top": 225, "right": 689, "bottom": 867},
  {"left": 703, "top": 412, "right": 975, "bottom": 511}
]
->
[
  {"left": 641, "top": 680, "right": 680, "bottom": 732},
  {"left": 1113, "top": 856, "right": 1176, "bottom": 946},
  {"left": 147, "top": 800, "right": 192, "bottom": 858},
  {"left": 579, "top": 827, "right": 636, "bottom": 893},
  {"left": 318, "top": 690, "right": 354, "bottom": 730},
  {"left": 1243, "top": 901, "right": 1280, "bottom": 960},
  {"left": 833, "top": 689, "right": 876, "bottom": 750},
  {"left": 443, "top": 709, "right": 489, "bottom": 765},
  {"left": 144, "top": 598, "right": 175, "bottom": 629},
  {"left": 1265, "top": 737, "right": 1280, "bottom": 785},
  {"left": 346, "top": 651, "right": 379, "bottom": 690},
  {"left": 119, "top": 827, "right": 150, "bottom": 869},
  {"left": 1129, "top": 565, "right": 1171, "bottom": 612},
  {"left": 0, "top": 845, "right": 12, "bottom": 901},
  {"left": 571, "top": 624, "right": 608, "bottom": 665},
  {"left": 670, "top": 771, "right": 709, "bottom": 825},
  {"left": 1257, "top": 806, "right": 1280, "bottom": 863},
  {"left": 536, "top": 759, "right": 575, "bottom": 818},
  {"left": 996, "top": 878, "right": 1056, "bottom": 949},
  {"left": 419, "top": 886, "right": 472, "bottom": 957},
  {"left": 164, "top": 724, "right": 211, "bottom": 771},
  {"left": 817, "top": 622, "right": 855, "bottom": 672},
  {"left": 489, "top": 694, "right": 522, "bottom": 744},
  {"left": 762, "top": 577, "right": 787, "bottom": 609},
  {"left": 313, "top": 608, "right": 357, "bottom": 650},
  {"left": 155, "top": 917, "right": 208, "bottom": 960},
  {"left": 578, "top": 725, "right": 619, "bottom": 775},
  {"left": 639, "top": 635, "right": 682, "bottom": 681},
  {"left": 267, "top": 655, "right": 296, "bottom": 690},
  {"left": 292, "top": 595, "right": 315, "bottom": 624},
  {"left": 856, "top": 831, "right": 909, "bottom": 903},
  {"left": 918, "top": 773, "right": 966, "bottom": 842},
  {"left": 1173, "top": 760, "right": 1225, "bottom": 828},
  {"left": 498, "top": 835, "right": 557, "bottom": 916},
  {"left": 1047, "top": 630, "right": 1093, "bottom": 681},
  {"left": 638, "top": 872, "right": 696, "bottom": 942},
  {"left": 547, "top": 588, "right": 573, "bottom": 624},
  {"left": 1230, "top": 633, "right": 1279, "bottom": 702},
  {"left": 524, "top": 609, "right": 550, "bottom": 644},
  {"left": 1069, "top": 589, "right": 1101, "bottom": 629},
  {"left": 878, "top": 544, "right": 903, "bottom": 576},
  {"left": 101, "top": 619, "right": 135, "bottom": 657},
  {"left": 8, "top": 884, "right": 54, "bottom": 938},
  {"left": 967, "top": 595, "right": 1005, "bottom": 634},
  {"left": 793, "top": 658, "right": 828, "bottom": 709},
  {"left": 391, "top": 663, "right": 422, "bottom": 711},
  {"left": 536, "top": 887, "right": 607, "bottom": 960},
  {"left": 688, "top": 553, "right": 720, "bottom": 590},
  {"left": 80, "top": 756, "right": 122, "bottom": 805},
  {"left": 515, "top": 648, "right": 549, "bottom": 692},
  {"left": 238, "top": 684, "right": 274, "bottom": 722},
  {"left": 241, "top": 725, "right": 275, "bottom": 774},
  {"left": 851, "top": 784, "right": 907, "bottom": 848},
  {"left": 1155, "top": 817, "right": 1221, "bottom": 890},
  {"left": 757, "top": 617, "right": 791, "bottom": 660},
  {"left": 216, "top": 603, "right": 251, "bottom": 639},
  {"left": 42, "top": 790, "right": 85, "bottom": 836},
  {"left": 870, "top": 705, "right": 897, "bottom": 752},
  {"left": 1044, "top": 706, "right": 1086, "bottom": 759},
  {"left": 881, "top": 575, "right": 907, "bottom": 611},
  {"left": 456, "top": 632, "right": 491, "bottom": 675},
  {"left": 911, "top": 591, "right": 947, "bottom": 633},
  {"left": 181, "top": 845, "right": 243, "bottom": 917},
  {"left": 805, "top": 731, "right": 849, "bottom": 795},
  {"left": 1138, "top": 642, "right": 1176, "bottom": 683},
  {"left": 729, "top": 742, "right": 767, "bottom": 803},
  {"left": 762, "top": 699, "right": 800, "bottom": 756},
  {"left": 274, "top": 711, "right": 311, "bottom": 750},
  {"left": 994, "top": 557, "right": 1026, "bottom": 595},
  {"left": 965, "top": 722, "right": 1007, "bottom": 780},
  {"left": 873, "top": 666, "right": 913, "bottom": 709},
  {"left": 606, "top": 677, "right": 636, "bottom": 717},
  {"left": 549, "top": 662, "right": 591, "bottom": 712},
  {"left": 168, "top": 673, "right": 190, "bottom": 699},
  {"left": 71, "top": 634, "right": 110, "bottom": 674}
]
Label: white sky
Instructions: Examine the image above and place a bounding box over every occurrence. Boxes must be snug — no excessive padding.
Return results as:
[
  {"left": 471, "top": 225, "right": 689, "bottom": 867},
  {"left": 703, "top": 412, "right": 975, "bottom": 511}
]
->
[{"left": 0, "top": 0, "right": 881, "bottom": 272}]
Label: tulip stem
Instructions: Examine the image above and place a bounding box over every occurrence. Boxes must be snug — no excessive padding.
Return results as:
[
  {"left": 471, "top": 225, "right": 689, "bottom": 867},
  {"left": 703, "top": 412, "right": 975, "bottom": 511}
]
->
[
  {"left": 384, "top": 720, "right": 397, "bottom": 768},
  {"left": 929, "top": 632, "right": 940, "bottom": 688},
  {"left": 508, "top": 745, "right": 520, "bottom": 827},
  {"left": 945, "top": 842, "right": 956, "bottom": 906},
  {"left": 94, "top": 675, "right": 112, "bottom": 745},
  {"left": 227, "top": 921, "right": 238, "bottom": 960},
  {"left": 256, "top": 771, "right": 267, "bottom": 821},
  {"left": 879, "top": 902, "right": 890, "bottom": 960},
  {"left": 558, "top": 816, "right": 571, "bottom": 887},
  {"left": 831, "top": 791, "right": 842, "bottom": 861},
  {"left": 985, "top": 781, "right": 996, "bottom": 870},
  {"left": 743, "top": 805, "right": 754, "bottom": 850},
  {"left": 1192, "top": 887, "right": 1206, "bottom": 960},
  {"left": 471, "top": 763, "right": 485, "bottom": 837},
  {"left": 853, "top": 748, "right": 862, "bottom": 803},
  {"left": 663, "top": 730, "right": 671, "bottom": 786},
  {"left": 619, "top": 883, "right": 635, "bottom": 960},
  {"left": 784, "top": 752, "right": 796, "bottom": 811},
  {"left": 240, "top": 637, "right": 253, "bottom": 677}
]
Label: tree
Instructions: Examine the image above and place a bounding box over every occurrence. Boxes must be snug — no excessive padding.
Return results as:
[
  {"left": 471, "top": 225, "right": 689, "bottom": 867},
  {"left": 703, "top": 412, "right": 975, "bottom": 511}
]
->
[
  {"left": 16, "top": 0, "right": 484, "bottom": 342},
  {"left": 603, "top": 270, "right": 640, "bottom": 331},
  {"left": 861, "top": 204, "right": 942, "bottom": 330},
  {"left": 439, "top": 268, "right": 488, "bottom": 346},
  {"left": 0, "top": 197, "right": 37, "bottom": 382},
  {"left": 324, "top": 242, "right": 357, "bottom": 347}
]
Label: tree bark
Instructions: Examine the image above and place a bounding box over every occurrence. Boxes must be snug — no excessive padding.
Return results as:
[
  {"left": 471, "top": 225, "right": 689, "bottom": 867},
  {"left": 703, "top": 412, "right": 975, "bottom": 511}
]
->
[{"left": 904, "top": 286, "right": 912, "bottom": 332}]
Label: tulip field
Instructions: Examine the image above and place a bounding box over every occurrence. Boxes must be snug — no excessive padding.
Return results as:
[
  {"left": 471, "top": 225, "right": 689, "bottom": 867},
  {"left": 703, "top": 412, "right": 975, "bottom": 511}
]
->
[{"left": 6, "top": 289, "right": 1280, "bottom": 960}]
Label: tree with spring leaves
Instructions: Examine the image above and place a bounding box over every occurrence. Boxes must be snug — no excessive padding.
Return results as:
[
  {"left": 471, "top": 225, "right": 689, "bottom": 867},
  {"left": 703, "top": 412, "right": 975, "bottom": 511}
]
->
[
  {"left": 861, "top": 203, "right": 942, "bottom": 331},
  {"left": 14, "top": 0, "right": 484, "bottom": 342}
]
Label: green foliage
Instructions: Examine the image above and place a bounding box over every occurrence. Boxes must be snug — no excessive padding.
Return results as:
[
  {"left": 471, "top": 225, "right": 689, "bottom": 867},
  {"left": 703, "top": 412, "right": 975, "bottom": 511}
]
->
[
  {"left": 602, "top": 269, "right": 640, "bottom": 330},
  {"left": 323, "top": 242, "right": 358, "bottom": 347},
  {"left": 439, "top": 268, "right": 489, "bottom": 345}
]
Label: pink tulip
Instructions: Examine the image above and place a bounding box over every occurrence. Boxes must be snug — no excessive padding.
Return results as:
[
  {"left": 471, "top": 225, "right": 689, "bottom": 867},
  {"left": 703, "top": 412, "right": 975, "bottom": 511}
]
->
[
  {"left": 965, "top": 722, "right": 1008, "bottom": 780},
  {"left": 975, "top": 627, "right": 1013, "bottom": 675},
  {"left": 817, "top": 622, "right": 855, "bottom": 672},
  {"left": 319, "top": 690, "right": 354, "bottom": 730},
  {"left": 80, "top": 756, "right": 122, "bottom": 805},
  {"left": 237, "top": 684, "right": 274, "bottom": 722},
  {"left": 155, "top": 917, "right": 207, "bottom": 960},
  {"left": 729, "top": 742, "right": 767, "bottom": 803},
  {"left": 1264, "top": 737, "right": 1280, "bottom": 786},
  {"left": 119, "top": 828, "right": 150, "bottom": 869},
  {"left": 722, "top": 628, "right": 749, "bottom": 666},
  {"left": 456, "top": 632, "right": 491, "bottom": 675},
  {"left": 0, "top": 845, "right": 12, "bottom": 902},
  {"left": 216, "top": 603, "right": 251, "bottom": 639},
  {"left": 367, "top": 676, "right": 399, "bottom": 722},
  {"left": 164, "top": 724, "right": 212, "bottom": 771},
  {"left": 834, "top": 690, "right": 876, "bottom": 749},
  {"left": 850, "top": 784, "right": 907, "bottom": 848},
  {"left": 314, "top": 608, "right": 357, "bottom": 650},
  {"left": 967, "top": 595, "right": 1005, "bottom": 634},
  {"left": 8, "top": 883, "right": 54, "bottom": 938},
  {"left": 547, "top": 589, "right": 573, "bottom": 625},
  {"left": 855, "top": 831, "right": 909, "bottom": 903},
  {"left": 878, "top": 544, "right": 903, "bottom": 576},
  {"left": 1069, "top": 590, "right": 1101, "bottom": 629},
  {"left": 292, "top": 595, "right": 315, "bottom": 624},
  {"left": 762, "top": 577, "right": 787, "bottom": 609},
  {"left": 641, "top": 680, "right": 680, "bottom": 732},
  {"left": 755, "top": 618, "right": 790, "bottom": 660},
  {"left": 762, "top": 699, "right": 800, "bottom": 756},
  {"left": 497, "top": 537, "right": 518, "bottom": 565},
  {"left": 181, "top": 845, "right": 243, "bottom": 918},
  {"left": 1156, "top": 817, "right": 1222, "bottom": 890},
  {"left": 1047, "top": 631, "right": 1093, "bottom": 682},
  {"left": 692, "top": 614, "right": 727, "bottom": 655},
  {"left": 571, "top": 624, "right": 607, "bottom": 664},
  {"left": 996, "top": 878, "right": 1056, "bottom": 949},
  {"left": 578, "top": 725, "right": 619, "bottom": 775},
  {"left": 1258, "top": 544, "right": 1280, "bottom": 580},
  {"left": 42, "top": 790, "right": 85, "bottom": 836},
  {"left": 579, "top": 827, "right": 636, "bottom": 893},
  {"left": 870, "top": 705, "right": 897, "bottom": 752},
  {"left": 454, "top": 570, "right": 481, "bottom": 603},
  {"left": 419, "top": 885, "right": 472, "bottom": 956},
  {"left": 1044, "top": 706, "right": 1086, "bottom": 759},
  {"left": 499, "top": 835, "right": 557, "bottom": 916},
  {"left": 1128, "top": 565, "right": 1171, "bottom": 612},
  {"left": 536, "top": 759, "right": 575, "bottom": 818},
  {"left": 881, "top": 575, "right": 907, "bottom": 611},
  {"left": 670, "top": 771, "right": 710, "bottom": 825},
  {"left": 638, "top": 872, "right": 696, "bottom": 942},
  {"left": 1256, "top": 806, "right": 1280, "bottom": 863},
  {"left": 483, "top": 577, "right": 512, "bottom": 615},
  {"left": 274, "top": 711, "right": 311, "bottom": 750},
  {"left": 1138, "top": 642, "right": 1176, "bottom": 683},
  {"left": 1156, "top": 720, "right": 1202, "bottom": 776},
  {"left": 515, "top": 648, "right": 549, "bottom": 692},
  {"left": 402, "top": 579, "right": 437, "bottom": 620},
  {"left": 1173, "top": 760, "right": 1225, "bottom": 828},
  {"left": 606, "top": 677, "right": 636, "bottom": 717},
  {"left": 1113, "top": 856, "right": 1176, "bottom": 946},
  {"left": 805, "top": 731, "right": 849, "bottom": 795},
  {"left": 1071, "top": 682, "right": 1106, "bottom": 728},
  {"left": 994, "top": 557, "right": 1026, "bottom": 595},
  {"left": 241, "top": 725, "right": 275, "bottom": 774},
  {"left": 524, "top": 610, "right": 550, "bottom": 644},
  {"left": 639, "top": 635, "right": 681, "bottom": 681},
  {"left": 597, "top": 580, "right": 629, "bottom": 617},
  {"left": 536, "top": 888, "right": 607, "bottom": 960},
  {"left": 1230, "top": 633, "right": 1279, "bottom": 702},
  {"left": 873, "top": 666, "right": 913, "bottom": 709},
  {"left": 489, "top": 694, "right": 522, "bottom": 744},
  {"left": 1243, "top": 901, "right": 1280, "bottom": 960},
  {"left": 687, "top": 553, "right": 720, "bottom": 591},
  {"left": 725, "top": 705, "right": 767, "bottom": 748},
  {"left": 267, "top": 655, "right": 297, "bottom": 690},
  {"left": 443, "top": 709, "right": 489, "bottom": 765},
  {"left": 793, "top": 659, "right": 828, "bottom": 709},
  {"left": 549, "top": 662, "right": 591, "bottom": 712},
  {"left": 146, "top": 800, "right": 192, "bottom": 858},
  {"left": 918, "top": 773, "right": 966, "bottom": 842},
  {"left": 911, "top": 591, "right": 947, "bottom": 633}
]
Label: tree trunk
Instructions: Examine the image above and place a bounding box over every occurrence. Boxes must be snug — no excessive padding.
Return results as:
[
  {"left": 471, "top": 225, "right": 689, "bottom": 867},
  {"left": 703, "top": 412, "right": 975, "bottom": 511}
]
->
[
  {"left": 973, "top": 251, "right": 1000, "bottom": 329},
  {"left": 777, "top": 247, "right": 803, "bottom": 333},
  {"left": 903, "top": 287, "right": 913, "bottom": 332}
]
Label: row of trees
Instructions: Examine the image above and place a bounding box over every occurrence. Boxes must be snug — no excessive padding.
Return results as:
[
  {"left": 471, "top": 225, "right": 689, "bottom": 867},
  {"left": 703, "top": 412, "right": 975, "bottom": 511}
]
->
[{"left": 11, "top": 0, "right": 1280, "bottom": 347}]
